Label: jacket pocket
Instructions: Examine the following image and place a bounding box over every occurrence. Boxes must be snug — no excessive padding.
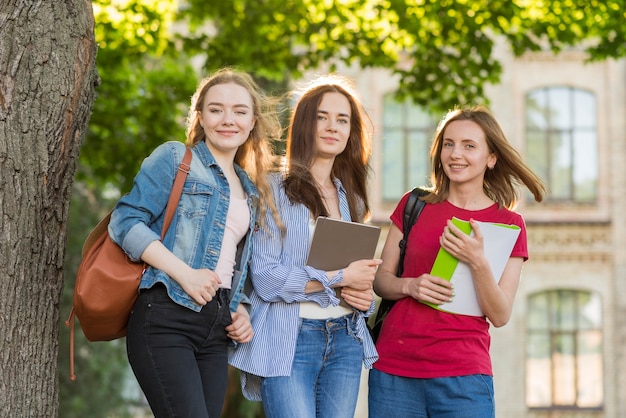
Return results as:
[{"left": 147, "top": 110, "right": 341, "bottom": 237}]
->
[{"left": 180, "top": 180, "right": 215, "bottom": 218}]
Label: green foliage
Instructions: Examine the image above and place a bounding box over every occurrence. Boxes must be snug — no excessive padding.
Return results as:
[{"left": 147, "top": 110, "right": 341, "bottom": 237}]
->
[
  {"left": 222, "top": 368, "right": 266, "bottom": 417},
  {"left": 179, "top": 0, "right": 626, "bottom": 113},
  {"left": 77, "top": 0, "right": 199, "bottom": 193}
]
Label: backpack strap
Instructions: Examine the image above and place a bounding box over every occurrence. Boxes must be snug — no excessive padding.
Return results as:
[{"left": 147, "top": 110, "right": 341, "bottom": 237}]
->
[
  {"left": 397, "top": 187, "right": 428, "bottom": 276},
  {"left": 369, "top": 187, "right": 429, "bottom": 342}
]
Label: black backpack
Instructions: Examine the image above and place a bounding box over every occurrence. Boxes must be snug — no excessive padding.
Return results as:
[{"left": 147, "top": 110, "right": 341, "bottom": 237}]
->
[{"left": 369, "top": 187, "right": 428, "bottom": 343}]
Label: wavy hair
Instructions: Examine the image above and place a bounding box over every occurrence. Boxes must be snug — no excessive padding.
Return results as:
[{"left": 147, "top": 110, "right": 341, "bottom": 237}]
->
[
  {"left": 426, "top": 105, "right": 545, "bottom": 209},
  {"left": 185, "top": 68, "right": 282, "bottom": 227},
  {"left": 283, "top": 75, "right": 373, "bottom": 222}
]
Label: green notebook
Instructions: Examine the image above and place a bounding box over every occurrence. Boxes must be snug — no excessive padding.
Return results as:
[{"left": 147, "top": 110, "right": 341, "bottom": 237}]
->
[{"left": 425, "top": 217, "right": 521, "bottom": 316}]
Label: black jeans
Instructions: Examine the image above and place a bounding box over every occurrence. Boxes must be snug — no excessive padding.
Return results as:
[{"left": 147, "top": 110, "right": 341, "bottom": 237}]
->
[{"left": 127, "top": 284, "right": 231, "bottom": 418}]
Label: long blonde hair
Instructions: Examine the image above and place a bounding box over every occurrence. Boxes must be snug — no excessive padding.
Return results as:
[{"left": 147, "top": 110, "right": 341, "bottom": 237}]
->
[
  {"left": 185, "top": 68, "right": 282, "bottom": 227},
  {"left": 427, "top": 105, "right": 545, "bottom": 209}
]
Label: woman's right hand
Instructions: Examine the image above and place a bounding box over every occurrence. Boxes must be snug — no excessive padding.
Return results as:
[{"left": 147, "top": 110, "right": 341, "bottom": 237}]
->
[
  {"left": 177, "top": 268, "right": 222, "bottom": 306},
  {"left": 341, "top": 258, "right": 382, "bottom": 291},
  {"left": 403, "top": 273, "right": 453, "bottom": 305},
  {"left": 141, "top": 241, "right": 222, "bottom": 305},
  {"left": 341, "top": 286, "right": 374, "bottom": 311}
]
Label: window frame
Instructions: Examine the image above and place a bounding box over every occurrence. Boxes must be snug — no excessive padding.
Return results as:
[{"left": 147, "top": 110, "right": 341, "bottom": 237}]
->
[
  {"left": 526, "top": 289, "right": 604, "bottom": 412},
  {"left": 380, "top": 94, "right": 436, "bottom": 203},
  {"left": 525, "top": 86, "right": 598, "bottom": 205}
]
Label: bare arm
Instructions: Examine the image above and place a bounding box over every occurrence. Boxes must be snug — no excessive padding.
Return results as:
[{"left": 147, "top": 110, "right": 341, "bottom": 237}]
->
[
  {"left": 303, "top": 258, "right": 380, "bottom": 311},
  {"left": 304, "top": 258, "right": 382, "bottom": 293},
  {"left": 373, "top": 223, "right": 453, "bottom": 304}
]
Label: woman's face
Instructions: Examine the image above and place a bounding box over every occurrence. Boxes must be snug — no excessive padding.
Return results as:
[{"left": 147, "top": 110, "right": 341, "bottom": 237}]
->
[
  {"left": 314, "top": 92, "right": 351, "bottom": 159},
  {"left": 440, "top": 119, "right": 497, "bottom": 188},
  {"left": 198, "top": 82, "right": 256, "bottom": 158}
]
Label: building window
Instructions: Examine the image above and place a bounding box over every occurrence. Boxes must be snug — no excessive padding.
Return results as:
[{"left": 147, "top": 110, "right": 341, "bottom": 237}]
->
[
  {"left": 526, "top": 289, "right": 603, "bottom": 410},
  {"left": 525, "top": 87, "right": 598, "bottom": 203},
  {"left": 381, "top": 94, "right": 435, "bottom": 201}
]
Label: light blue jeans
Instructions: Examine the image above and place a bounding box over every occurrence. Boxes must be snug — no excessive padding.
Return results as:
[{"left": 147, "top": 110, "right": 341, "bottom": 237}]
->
[
  {"left": 368, "top": 369, "right": 495, "bottom": 418},
  {"left": 261, "top": 315, "right": 363, "bottom": 418}
]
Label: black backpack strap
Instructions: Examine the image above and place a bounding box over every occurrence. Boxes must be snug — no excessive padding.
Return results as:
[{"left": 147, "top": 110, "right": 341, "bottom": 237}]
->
[
  {"left": 397, "top": 187, "right": 427, "bottom": 276},
  {"left": 369, "top": 187, "right": 429, "bottom": 342}
]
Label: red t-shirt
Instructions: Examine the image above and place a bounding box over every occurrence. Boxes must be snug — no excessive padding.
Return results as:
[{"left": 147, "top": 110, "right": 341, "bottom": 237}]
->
[{"left": 374, "top": 194, "right": 528, "bottom": 378}]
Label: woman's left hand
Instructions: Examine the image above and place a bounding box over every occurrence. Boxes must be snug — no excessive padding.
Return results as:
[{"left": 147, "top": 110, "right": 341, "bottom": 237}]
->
[
  {"left": 440, "top": 218, "right": 485, "bottom": 266},
  {"left": 340, "top": 286, "right": 373, "bottom": 311},
  {"left": 226, "top": 304, "right": 254, "bottom": 343}
]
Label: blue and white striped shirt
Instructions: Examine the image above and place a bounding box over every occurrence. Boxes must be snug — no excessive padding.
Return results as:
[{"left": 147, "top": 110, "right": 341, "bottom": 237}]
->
[{"left": 229, "top": 172, "right": 378, "bottom": 401}]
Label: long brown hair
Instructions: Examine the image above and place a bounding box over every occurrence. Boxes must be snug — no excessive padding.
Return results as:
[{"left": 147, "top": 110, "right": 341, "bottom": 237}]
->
[
  {"left": 283, "top": 75, "right": 373, "bottom": 222},
  {"left": 426, "top": 105, "right": 545, "bottom": 209},
  {"left": 185, "top": 68, "right": 282, "bottom": 226}
]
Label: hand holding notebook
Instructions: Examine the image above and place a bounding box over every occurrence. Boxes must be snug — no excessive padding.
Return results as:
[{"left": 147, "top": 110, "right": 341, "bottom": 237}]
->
[{"left": 424, "top": 217, "right": 521, "bottom": 316}]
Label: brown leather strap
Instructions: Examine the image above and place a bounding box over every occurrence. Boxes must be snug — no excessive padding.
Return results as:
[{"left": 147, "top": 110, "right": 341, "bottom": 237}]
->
[
  {"left": 161, "top": 147, "right": 192, "bottom": 238},
  {"left": 66, "top": 146, "right": 192, "bottom": 381},
  {"left": 67, "top": 309, "right": 76, "bottom": 380}
]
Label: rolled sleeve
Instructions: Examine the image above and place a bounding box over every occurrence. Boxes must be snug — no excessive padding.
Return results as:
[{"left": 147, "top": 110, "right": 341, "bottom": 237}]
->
[
  {"left": 107, "top": 142, "right": 179, "bottom": 262},
  {"left": 119, "top": 222, "right": 160, "bottom": 262},
  {"left": 302, "top": 267, "right": 343, "bottom": 306}
]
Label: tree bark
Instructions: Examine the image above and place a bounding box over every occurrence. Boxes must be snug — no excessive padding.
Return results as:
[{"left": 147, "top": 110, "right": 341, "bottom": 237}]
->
[{"left": 0, "top": 1, "right": 98, "bottom": 416}]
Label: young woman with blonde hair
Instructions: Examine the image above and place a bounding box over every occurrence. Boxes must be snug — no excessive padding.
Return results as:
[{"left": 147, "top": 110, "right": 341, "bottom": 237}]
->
[{"left": 109, "top": 68, "right": 280, "bottom": 417}]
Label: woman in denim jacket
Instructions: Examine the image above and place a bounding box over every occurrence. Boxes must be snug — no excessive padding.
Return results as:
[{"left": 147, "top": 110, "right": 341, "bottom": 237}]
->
[
  {"left": 108, "top": 69, "right": 280, "bottom": 418},
  {"left": 230, "top": 75, "right": 381, "bottom": 418}
]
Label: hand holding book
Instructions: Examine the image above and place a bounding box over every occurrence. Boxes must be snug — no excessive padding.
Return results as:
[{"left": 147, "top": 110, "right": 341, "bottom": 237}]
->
[{"left": 424, "top": 217, "right": 521, "bottom": 316}]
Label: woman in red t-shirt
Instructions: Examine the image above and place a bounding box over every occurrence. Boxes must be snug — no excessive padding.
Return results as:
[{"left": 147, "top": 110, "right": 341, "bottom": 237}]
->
[{"left": 369, "top": 105, "right": 545, "bottom": 418}]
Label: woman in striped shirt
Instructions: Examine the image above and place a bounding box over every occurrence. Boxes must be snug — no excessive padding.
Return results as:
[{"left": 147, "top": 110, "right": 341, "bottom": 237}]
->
[{"left": 229, "top": 75, "right": 380, "bottom": 418}]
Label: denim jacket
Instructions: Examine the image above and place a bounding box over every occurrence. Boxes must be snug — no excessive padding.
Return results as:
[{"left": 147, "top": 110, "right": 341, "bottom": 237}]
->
[{"left": 108, "top": 141, "right": 258, "bottom": 312}]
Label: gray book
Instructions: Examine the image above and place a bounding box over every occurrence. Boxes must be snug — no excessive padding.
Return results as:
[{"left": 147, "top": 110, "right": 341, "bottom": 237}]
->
[{"left": 306, "top": 217, "right": 381, "bottom": 271}]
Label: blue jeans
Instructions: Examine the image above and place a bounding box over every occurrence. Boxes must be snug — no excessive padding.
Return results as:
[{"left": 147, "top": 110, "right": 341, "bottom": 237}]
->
[
  {"left": 261, "top": 315, "right": 363, "bottom": 418},
  {"left": 126, "top": 284, "right": 232, "bottom": 418},
  {"left": 368, "top": 369, "right": 495, "bottom": 418}
]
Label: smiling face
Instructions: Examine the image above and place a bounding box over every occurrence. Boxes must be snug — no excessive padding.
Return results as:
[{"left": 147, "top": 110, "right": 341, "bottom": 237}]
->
[
  {"left": 440, "top": 119, "right": 497, "bottom": 188},
  {"left": 198, "top": 82, "right": 256, "bottom": 159},
  {"left": 314, "top": 92, "right": 351, "bottom": 159}
]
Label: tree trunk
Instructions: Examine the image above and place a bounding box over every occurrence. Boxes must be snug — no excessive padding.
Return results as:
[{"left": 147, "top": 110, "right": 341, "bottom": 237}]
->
[{"left": 0, "top": 1, "right": 97, "bottom": 416}]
